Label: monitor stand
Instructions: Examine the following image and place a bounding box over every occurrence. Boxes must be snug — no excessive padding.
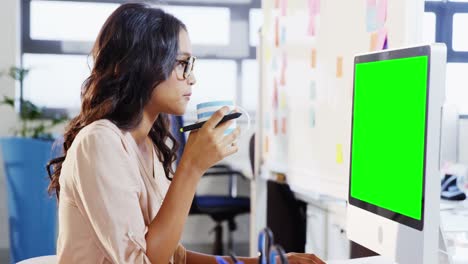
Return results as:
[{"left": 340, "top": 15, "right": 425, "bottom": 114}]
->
[{"left": 327, "top": 227, "right": 452, "bottom": 264}]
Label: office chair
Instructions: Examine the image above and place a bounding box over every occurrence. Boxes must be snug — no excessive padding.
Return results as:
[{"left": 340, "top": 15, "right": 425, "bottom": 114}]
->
[{"left": 169, "top": 115, "right": 251, "bottom": 255}]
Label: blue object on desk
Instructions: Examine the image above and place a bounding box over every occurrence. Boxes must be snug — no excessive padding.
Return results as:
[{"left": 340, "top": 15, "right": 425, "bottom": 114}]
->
[
  {"left": 258, "top": 227, "right": 274, "bottom": 264},
  {"left": 441, "top": 174, "right": 466, "bottom": 201},
  {"left": 216, "top": 256, "right": 229, "bottom": 264}
]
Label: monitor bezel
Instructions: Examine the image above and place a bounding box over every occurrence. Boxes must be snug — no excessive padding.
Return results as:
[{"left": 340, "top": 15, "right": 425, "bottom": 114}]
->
[{"left": 348, "top": 45, "right": 431, "bottom": 231}]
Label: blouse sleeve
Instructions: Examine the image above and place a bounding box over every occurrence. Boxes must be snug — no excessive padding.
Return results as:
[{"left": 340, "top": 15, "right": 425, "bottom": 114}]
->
[{"left": 72, "top": 127, "right": 151, "bottom": 263}]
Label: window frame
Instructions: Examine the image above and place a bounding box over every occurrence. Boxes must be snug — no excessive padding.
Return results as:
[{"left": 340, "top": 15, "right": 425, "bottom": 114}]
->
[{"left": 425, "top": 1, "right": 468, "bottom": 62}]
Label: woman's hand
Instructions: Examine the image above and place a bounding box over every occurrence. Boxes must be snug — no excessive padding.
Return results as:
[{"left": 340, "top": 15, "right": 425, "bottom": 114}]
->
[
  {"left": 180, "top": 106, "right": 240, "bottom": 175},
  {"left": 283, "top": 252, "right": 326, "bottom": 264}
]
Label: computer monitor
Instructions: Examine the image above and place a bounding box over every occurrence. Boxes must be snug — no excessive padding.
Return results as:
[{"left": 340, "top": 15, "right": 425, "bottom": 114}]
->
[{"left": 347, "top": 44, "right": 447, "bottom": 264}]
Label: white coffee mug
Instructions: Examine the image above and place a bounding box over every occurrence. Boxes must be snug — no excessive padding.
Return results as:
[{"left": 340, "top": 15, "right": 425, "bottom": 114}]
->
[{"left": 196, "top": 100, "right": 250, "bottom": 135}]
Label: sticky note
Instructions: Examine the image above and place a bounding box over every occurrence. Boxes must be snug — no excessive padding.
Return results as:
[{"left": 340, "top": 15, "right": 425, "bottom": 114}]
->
[
  {"left": 308, "top": 15, "right": 316, "bottom": 36},
  {"left": 377, "top": 0, "right": 388, "bottom": 26},
  {"left": 309, "top": 107, "right": 315, "bottom": 128},
  {"left": 280, "top": 54, "right": 287, "bottom": 85},
  {"left": 280, "top": 91, "right": 287, "bottom": 109},
  {"left": 281, "top": 26, "right": 287, "bottom": 45},
  {"left": 377, "top": 27, "right": 388, "bottom": 50},
  {"left": 272, "top": 56, "right": 278, "bottom": 71},
  {"left": 275, "top": 0, "right": 280, "bottom": 9},
  {"left": 311, "top": 48, "right": 317, "bottom": 69},
  {"left": 275, "top": 18, "right": 280, "bottom": 47},
  {"left": 281, "top": 0, "right": 287, "bottom": 16},
  {"left": 274, "top": 119, "right": 278, "bottom": 135},
  {"left": 280, "top": 67, "right": 286, "bottom": 86},
  {"left": 307, "top": 0, "right": 320, "bottom": 36},
  {"left": 309, "top": 0, "right": 320, "bottom": 15},
  {"left": 310, "top": 81, "right": 316, "bottom": 100},
  {"left": 336, "top": 144, "right": 343, "bottom": 164},
  {"left": 366, "top": 4, "right": 378, "bottom": 32},
  {"left": 367, "top": 0, "right": 377, "bottom": 7},
  {"left": 281, "top": 117, "right": 287, "bottom": 134},
  {"left": 336, "top": 56, "right": 343, "bottom": 78},
  {"left": 273, "top": 79, "right": 279, "bottom": 108},
  {"left": 370, "top": 32, "right": 378, "bottom": 51},
  {"left": 265, "top": 46, "right": 272, "bottom": 62}
]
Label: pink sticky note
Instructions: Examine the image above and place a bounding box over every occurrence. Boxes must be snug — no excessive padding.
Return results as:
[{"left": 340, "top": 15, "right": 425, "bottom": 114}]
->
[
  {"left": 377, "top": 0, "right": 388, "bottom": 25},
  {"left": 367, "top": 0, "right": 377, "bottom": 7},
  {"left": 309, "top": 0, "right": 320, "bottom": 15},
  {"left": 308, "top": 15, "right": 316, "bottom": 36},
  {"left": 281, "top": 0, "right": 287, "bottom": 16},
  {"left": 377, "top": 27, "right": 387, "bottom": 50}
]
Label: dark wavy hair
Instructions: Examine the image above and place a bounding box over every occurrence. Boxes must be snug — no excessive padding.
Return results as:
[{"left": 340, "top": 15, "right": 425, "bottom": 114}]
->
[{"left": 47, "top": 3, "right": 186, "bottom": 200}]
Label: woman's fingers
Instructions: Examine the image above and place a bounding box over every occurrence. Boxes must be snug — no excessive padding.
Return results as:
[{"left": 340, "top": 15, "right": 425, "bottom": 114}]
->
[
  {"left": 202, "top": 106, "right": 230, "bottom": 131},
  {"left": 214, "top": 119, "right": 235, "bottom": 138},
  {"left": 286, "top": 253, "right": 326, "bottom": 264},
  {"left": 220, "top": 127, "right": 240, "bottom": 145}
]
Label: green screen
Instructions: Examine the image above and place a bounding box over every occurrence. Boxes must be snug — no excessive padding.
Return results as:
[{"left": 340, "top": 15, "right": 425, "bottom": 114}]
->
[{"left": 351, "top": 55, "right": 428, "bottom": 221}]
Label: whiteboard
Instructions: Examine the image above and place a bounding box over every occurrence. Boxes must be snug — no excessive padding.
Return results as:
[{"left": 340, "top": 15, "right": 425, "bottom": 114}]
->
[{"left": 259, "top": 0, "right": 425, "bottom": 200}]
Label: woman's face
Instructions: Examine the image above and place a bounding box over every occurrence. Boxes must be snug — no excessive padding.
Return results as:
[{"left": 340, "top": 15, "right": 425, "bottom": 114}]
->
[{"left": 148, "top": 29, "right": 196, "bottom": 116}]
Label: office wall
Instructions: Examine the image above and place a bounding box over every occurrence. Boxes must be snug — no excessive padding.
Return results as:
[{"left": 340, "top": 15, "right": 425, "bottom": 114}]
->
[
  {"left": 460, "top": 118, "right": 468, "bottom": 164},
  {"left": 0, "top": 0, "right": 20, "bottom": 253}
]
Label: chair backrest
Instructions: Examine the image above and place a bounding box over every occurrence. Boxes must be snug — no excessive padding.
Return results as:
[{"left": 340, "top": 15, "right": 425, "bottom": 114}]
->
[
  {"left": 0, "top": 138, "right": 57, "bottom": 263},
  {"left": 169, "top": 115, "right": 186, "bottom": 164}
]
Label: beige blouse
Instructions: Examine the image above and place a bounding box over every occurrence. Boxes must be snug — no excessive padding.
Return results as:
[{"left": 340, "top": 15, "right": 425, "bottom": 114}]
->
[{"left": 56, "top": 119, "right": 186, "bottom": 264}]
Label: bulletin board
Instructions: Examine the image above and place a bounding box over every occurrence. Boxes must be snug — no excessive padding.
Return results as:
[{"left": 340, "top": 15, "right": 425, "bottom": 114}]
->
[{"left": 258, "top": 0, "right": 425, "bottom": 200}]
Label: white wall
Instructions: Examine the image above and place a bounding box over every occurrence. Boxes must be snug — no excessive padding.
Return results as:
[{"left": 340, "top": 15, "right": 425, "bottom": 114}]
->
[
  {"left": 459, "top": 118, "right": 468, "bottom": 165},
  {"left": 0, "top": 0, "right": 20, "bottom": 252}
]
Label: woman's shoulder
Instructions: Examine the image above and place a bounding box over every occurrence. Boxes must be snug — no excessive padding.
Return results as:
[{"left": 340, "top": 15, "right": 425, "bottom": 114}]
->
[{"left": 73, "top": 119, "right": 127, "bottom": 151}]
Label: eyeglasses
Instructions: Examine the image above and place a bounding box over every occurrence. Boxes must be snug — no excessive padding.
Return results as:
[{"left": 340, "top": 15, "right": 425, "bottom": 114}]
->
[{"left": 175, "top": 56, "right": 196, "bottom": 80}]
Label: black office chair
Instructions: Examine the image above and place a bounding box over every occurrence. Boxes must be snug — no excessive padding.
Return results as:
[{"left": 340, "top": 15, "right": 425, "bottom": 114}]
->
[{"left": 169, "top": 115, "right": 250, "bottom": 255}]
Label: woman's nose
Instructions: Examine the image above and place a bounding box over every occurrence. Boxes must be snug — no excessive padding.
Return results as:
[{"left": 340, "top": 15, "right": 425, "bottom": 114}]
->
[{"left": 188, "top": 73, "right": 196, "bottom": 85}]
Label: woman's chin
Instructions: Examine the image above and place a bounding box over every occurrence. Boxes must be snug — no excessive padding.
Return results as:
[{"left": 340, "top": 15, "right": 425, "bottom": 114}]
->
[{"left": 171, "top": 105, "right": 187, "bottom": 116}]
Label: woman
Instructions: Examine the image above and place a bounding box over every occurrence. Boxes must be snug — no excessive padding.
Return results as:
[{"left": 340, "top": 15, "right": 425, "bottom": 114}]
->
[{"left": 47, "top": 3, "right": 324, "bottom": 264}]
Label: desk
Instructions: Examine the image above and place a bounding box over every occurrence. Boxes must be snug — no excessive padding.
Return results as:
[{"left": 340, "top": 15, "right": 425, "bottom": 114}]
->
[{"left": 327, "top": 256, "right": 394, "bottom": 264}]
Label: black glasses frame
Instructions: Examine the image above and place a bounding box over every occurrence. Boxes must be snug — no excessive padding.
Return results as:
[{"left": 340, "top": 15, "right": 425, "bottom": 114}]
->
[{"left": 175, "top": 56, "right": 197, "bottom": 80}]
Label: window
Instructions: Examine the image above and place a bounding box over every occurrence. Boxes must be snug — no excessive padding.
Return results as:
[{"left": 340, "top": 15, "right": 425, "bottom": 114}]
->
[
  {"left": 453, "top": 13, "right": 468, "bottom": 51},
  {"left": 21, "top": 0, "right": 261, "bottom": 117},
  {"left": 423, "top": 12, "right": 436, "bottom": 44},
  {"left": 163, "top": 6, "right": 230, "bottom": 45},
  {"left": 187, "top": 60, "right": 237, "bottom": 116},
  {"left": 425, "top": 1, "right": 468, "bottom": 114},
  {"left": 249, "top": 8, "right": 262, "bottom": 46},
  {"left": 22, "top": 53, "right": 90, "bottom": 110},
  {"left": 30, "top": 1, "right": 119, "bottom": 42}
]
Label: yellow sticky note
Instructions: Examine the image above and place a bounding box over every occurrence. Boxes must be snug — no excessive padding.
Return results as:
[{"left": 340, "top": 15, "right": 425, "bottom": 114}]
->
[
  {"left": 265, "top": 46, "right": 272, "bottom": 63},
  {"left": 280, "top": 91, "right": 287, "bottom": 109},
  {"left": 370, "top": 32, "right": 378, "bottom": 51},
  {"left": 336, "top": 144, "right": 343, "bottom": 164},
  {"left": 336, "top": 56, "right": 343, "bottom": 78},
  {"left": 311, "top": 48, "right": 317, "bottom": 69}
]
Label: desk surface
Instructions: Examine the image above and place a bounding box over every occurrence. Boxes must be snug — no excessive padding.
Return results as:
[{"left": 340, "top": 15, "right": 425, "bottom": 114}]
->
[{"left": 327, "top": 256, "right": 395, "bottom": 264}]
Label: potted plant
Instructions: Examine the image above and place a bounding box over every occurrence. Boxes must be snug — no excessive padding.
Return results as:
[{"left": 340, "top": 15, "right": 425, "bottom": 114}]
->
[{"left": 0, "top": 66, "right": 68, "bottom": 263}]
